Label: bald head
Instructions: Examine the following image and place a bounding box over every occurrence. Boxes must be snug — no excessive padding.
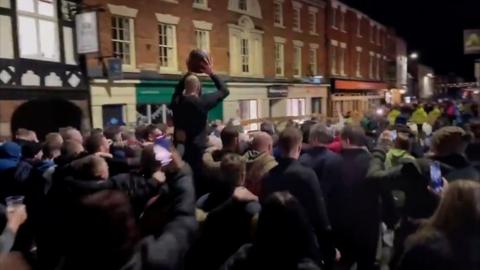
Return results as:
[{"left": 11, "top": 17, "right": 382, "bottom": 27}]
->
[
  {"left": 251, "top": 132, "right": 273, "bottom": 155},
  {"left": 60, "top": 127, "right": 83, "bottom": 144},
  {"left": 184, "top": 74, "right": 201, "bottom": 96}
]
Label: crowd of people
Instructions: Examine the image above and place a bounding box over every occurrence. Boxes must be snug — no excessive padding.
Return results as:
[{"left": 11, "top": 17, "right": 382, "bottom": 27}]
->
[{"left": 0, "top": 52, "right": 479, "bottom": 270}]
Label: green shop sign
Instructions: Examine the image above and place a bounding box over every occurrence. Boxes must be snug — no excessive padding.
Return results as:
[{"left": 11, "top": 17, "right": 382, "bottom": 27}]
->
[{"left": 136, "top": 80, "right": 223, "bottom": 121}]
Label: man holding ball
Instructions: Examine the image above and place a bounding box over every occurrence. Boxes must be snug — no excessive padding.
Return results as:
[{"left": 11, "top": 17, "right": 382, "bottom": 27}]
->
[{"left": 171, "top": 50, "right": 230, "bottom": 195}]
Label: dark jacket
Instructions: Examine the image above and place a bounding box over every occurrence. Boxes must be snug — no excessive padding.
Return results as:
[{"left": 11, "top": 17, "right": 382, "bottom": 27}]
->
[
  {"left": 429, "top": 154, "right": 480, "bottom": 182},
  {"left": 57, "top": 165, "right": 197, "bottom": 270},
  {"left": 261, "top": 158, "right": 334, "bottom": 269},
  {"left": 299, "top": 147, "right": 342, "bottom": 210},
  {"left": 399, "top": 229, "right": 480, "bottom": 270},
  {"left": 221, "top": 244, "right": 322, "bottom": 270},
  {"left": 187, "top": 195, "right": 260, "bottom": 270}
]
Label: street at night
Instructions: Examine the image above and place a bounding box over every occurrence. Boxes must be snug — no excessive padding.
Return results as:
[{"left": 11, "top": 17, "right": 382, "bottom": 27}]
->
[{"left": 0, "top": 0, "right": 479, "bottom": 269}]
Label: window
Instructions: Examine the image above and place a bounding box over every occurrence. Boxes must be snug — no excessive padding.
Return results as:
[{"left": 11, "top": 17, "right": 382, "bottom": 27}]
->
[
  {"left": 376, "top": 55, "right": 381, "bottom": 79},
  {"left": 16, "top": 0, "right": 59, "bottom": 61},
  {"left": 330, "top": 44, "right": 337, "bottom": 75},
  {"left": 293, "top": 46, "right": 302, "bottom": 77},
  {"left": 312, "top": 98, "right": 322, "bottom": 115},
  {"left": 195, "top": 29, "right": 209, "bottom": 51},
  {"left": 273, "top": 1, "right": 283, "bottom": 27},
  {"left": 102, "top": 104, "right": 125, "bottom": 128},
  {"left": 370, "top": 24, "right": 375, "bottom": 43},
  {"left": 229, "top": 16, "right": 263, "bottom": 76},
  {"left": 339, "top": 44, "right": 346, "bottom": 75},
  {"left": 240, "top": 38, "right": 249, "bottom": 73},
  {"left": 112, "top": 16, "right": 133, "bottom": 65},
  {"left": 356, "top": 48, "right": 362, "bottom": 77},
  {"left": 309, "top": 10, "right": 317, "bottom": 34},
  {"left": 369, "top": 52, "right": 374, "bottom": 78},
  {"left": 340, "top": 10, "right": 346, "bottom": 31},
  {"left": 274, "top": 42, "right": 284, "bottom": 76},
  {"left": 357, "top": 16, "right": 362, "bottom": 37},
  {"left": 238, "top": 0, "right": 247, "bottom": 10},
  {"left": 376, "top": 28, "right": 381, "bottom": 45},
  {"left": 239, "top": 100, "right": 258, "bottom": 131},
  {"left": 193, "top": 0, "right": 209, "bottom": 9},
  {"left": 158, "top": 23, "right": 177, "bottom": 69},
  {"left": 293, "top": 6, "right": 301, "bottom": 31},
  {"left": 331, "top": 7, "right": 337, "bottom": 28},
  {"left": 309, "top": 47, "right": 317, "bottom": 76},
  {"left": 287, "top": 98, "right": 306, "bottom": 117}
]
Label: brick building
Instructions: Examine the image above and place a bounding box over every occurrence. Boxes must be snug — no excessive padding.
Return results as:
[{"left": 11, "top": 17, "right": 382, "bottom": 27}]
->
[
  {"left": 82, "top": 0, "right": 330, "bottom": 129},
  {"left": 326, "top": 0, "right": 394, "bottom": 116}
]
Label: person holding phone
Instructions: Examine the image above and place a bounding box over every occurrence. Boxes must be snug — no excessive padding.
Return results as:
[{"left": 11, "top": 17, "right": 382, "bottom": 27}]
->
[{"left": 171, "top": 50, "right": 230, "bottom": 195}]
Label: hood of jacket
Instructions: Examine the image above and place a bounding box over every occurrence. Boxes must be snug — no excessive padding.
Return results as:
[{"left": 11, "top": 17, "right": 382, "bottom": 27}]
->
[{"left": 0, "top": 142, "right": 21, "bottom": 171}]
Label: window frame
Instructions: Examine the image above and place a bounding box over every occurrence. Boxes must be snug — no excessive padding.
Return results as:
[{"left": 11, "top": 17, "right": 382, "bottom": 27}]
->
[
  {"left": 112, "top": 15, "right": 135, "bottom": 68},
  {"left": 356, "top": 16, "right": 362, "bottom": 37},
  {"left": 292, "top": 6, "right": 301, "bottom": 32},
  {"left": 340, "top": 10, "right": 346, "bottom": 32},
  {"left": 330, "top": 43, "right": 338, "bottom": 75},
  {"left": 16, "top": 0, "right": 60, "bottom": 62},
  {"left": 238, "top": 0, "right": 247, "bottom": 11},
  {"left": 339, "top": 43, "right": 346, "bottom": 76},
  {"left": 195, "top": 29, "right": 210, "bottom": 52},
  {"left": 293, "top": 44, "right": 302, "bottom": 78},
  {"left": 331, "top": 7, "right": 337, "bottom": 29},
  {"left": 369, "top": 51, "right": 374, "bottom": 79},
  {"left": 240, "top": 38, "right": 250, "bottom": 74},
  {"left": 308, "top": 44, "right": 318, "bottom": 76},
  {"left": 287, "top": 98, "right": 306, "bottom": 117},
  {"left": 274, "top": 42, "right": 285, "bottom": 77},
  {"left": 355, "top": 47, "right": 362, "bottom": 77},
  {"left": 308, "top": 8, "right": 318, "bottom": 35},
  {"left": 273, "top": 1, "right": 284, "bottom": 28},
  {"left": 158, "top": 23, "right": 178, "bottom": 72}
]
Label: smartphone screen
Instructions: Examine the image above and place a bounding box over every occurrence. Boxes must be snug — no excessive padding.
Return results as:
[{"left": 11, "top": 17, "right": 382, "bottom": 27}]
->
[
  {"left": 153, "top": 144, "right": 172, "bottom": 167},
  {"left": 391, "top": 130, "right": 397, "bottom": 141},
  {"left": 430, "top": 161, "right": 443, "bottom": 192}
]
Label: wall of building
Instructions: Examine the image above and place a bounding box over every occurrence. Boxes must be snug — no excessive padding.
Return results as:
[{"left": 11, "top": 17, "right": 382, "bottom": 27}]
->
[{"left": 418, "top": 64, "right": 435, "bottom": 99}]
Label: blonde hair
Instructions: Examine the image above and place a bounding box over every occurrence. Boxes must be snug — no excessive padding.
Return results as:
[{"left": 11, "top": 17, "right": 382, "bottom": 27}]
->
[{"left": 428, "top": 180, "right": 480, "bottom": 235}]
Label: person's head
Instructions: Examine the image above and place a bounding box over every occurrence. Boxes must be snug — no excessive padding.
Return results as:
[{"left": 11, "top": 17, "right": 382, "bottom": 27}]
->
[
  {"left": 61, "top": 139, "right": 85, "bottom": 160},
  {"left": 341, "top": 125, "right": 367, "bottom": 148},
  {"left": 84, "top": 133, "right": 110, "bottom": 154},
  {"left": 260, "top": 121, "right": 276, "bottom": 136},
  {"left": 251, "top": 132, "right": 273, "bottom": 154},
  {"left": 72, "top": 155, "right": 109, "bottom": 180},
  {"left": 427, "top": 180, "right": 480, "bottom": 236},
  {"left": 221, "top": 125, "right": 239, "bottom": 152},
  {"left": 67, "top": 190, "right": 138, "bottom": 269},
  {"left": 43, "top": 140, "right": 62, "bottom": 160},
  {"left": 134, "top": 125, "right": 147, "bottom": 142},
  {"left": 255, "top": 192, "right": 316, "bottom": 262},
  {"left": 431, "top": 126, "right": 470, "bottom": 156},
  {"left": 21, "top": 141, "right": 43, "bottom": 161},
  {"left": 219, "top": 153, "right": 246, "bottom": 192},
  {"left": 394, "top": 132, "right": 411, "bottom": 152},
  {"left": 59, "top": 127, "right": 83, "bottom": 144},
  {"left": 15, "top": 128, "right": 38, "bottom": 143},
  {"left": 103, "top": 126, "right": 123, "bottom": 143},
  {"left": 143, "top": 124, "right": 162, "bottom": 143},
  {"left": 309, "top": 123, "right": 333, "bottom": 146},
  {"left": 278, "top": 127, "right": 303, "bottom": 159},
  {"left": 184, "top": 74, "right": 201, "bottom": 96},
  {"left": 45, "top": 132, "right": 64, "bottom": 146}
]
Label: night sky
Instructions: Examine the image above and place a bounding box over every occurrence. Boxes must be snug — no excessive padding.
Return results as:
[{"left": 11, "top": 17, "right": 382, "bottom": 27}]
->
[{"left": 342, "top": 0, "right": 480, "bottom": 81}]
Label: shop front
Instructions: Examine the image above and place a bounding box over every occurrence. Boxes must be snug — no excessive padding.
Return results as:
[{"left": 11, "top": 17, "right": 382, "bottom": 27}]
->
[
  {"left": 330, "top": 79, "right": 387, "bottom": 117},
  {"left": 136, "top": 80, "right": 224, "bottom": 126}
]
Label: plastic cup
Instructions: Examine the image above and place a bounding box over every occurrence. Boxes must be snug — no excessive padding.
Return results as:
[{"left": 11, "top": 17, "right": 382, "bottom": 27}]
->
[{"left": 5, "top": 196, "right": 25, "bottom": 213}]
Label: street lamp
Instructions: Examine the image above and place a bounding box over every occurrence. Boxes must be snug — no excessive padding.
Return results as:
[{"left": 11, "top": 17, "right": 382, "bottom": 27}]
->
[{"left": 409, "top": 52, "right": 419, "bottom": 60}]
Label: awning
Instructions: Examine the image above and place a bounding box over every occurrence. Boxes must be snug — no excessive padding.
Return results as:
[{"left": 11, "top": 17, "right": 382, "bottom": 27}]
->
[{"left": 334, "top": 80, "right": 388, "bottom": 91}]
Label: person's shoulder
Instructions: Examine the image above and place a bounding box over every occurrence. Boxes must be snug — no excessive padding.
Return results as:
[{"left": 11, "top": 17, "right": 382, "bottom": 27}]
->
[{"left": 405, "top": 229, "right": 450, "bottom": 256}]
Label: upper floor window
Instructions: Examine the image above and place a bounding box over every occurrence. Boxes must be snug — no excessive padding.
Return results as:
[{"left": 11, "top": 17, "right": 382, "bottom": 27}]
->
[
  {"left": 339, "top": 43, "right": 346, "bottom": 75},
  {"left": 274, "top": 42, "right": 284, "bottom": 77},
  {"left": 195, "top": 30, "right": 209, "bottom": 52},
  {"left": 376, "top": 28, "right": 381, "bottom": 45},
  {"left": 309, "top": 7, "right": 318, "bottom": 35},
  {"left": 238, "top": 0, "right": 247, "bottom": 11},
  {"left": 370, "top": 24, "right": 375, "bottom": 43},
  {"left": 340, "top": 10, "right": 346, "bottom": 32},
  {"left": 273, "top": 1, "right": 284, "bottom": 27},
  {"left": 331, "top": 7, "right": 337, "bottom": 29},
  {"left": 228, "top": 16, "right": 263, "bottom": 77},
  {"left": 112, "top": 16, "right": 133, "bottom": 65},
  {"left": 292, "top": 2, "right": 302, "bottom": 32},
  {"left": 17, "top": 0, "right": 59, "bottom": 62},
  {"left": 357, "top": 16, "right": 362, "bottom": 37},
  {"left": 228, "top": 0, "right": 262, "bottom": 18},
  {"left": 330, "top": 40, "right": 338, "bottom": 75},
  {"left": 193, "top": 0, "right": 209, "bottom": 10},
  {"left": 158, "top": 23, "right": 177, "bottom": 69},
  {"left": 309, "top": 45, "right": 318, "bottom": 76},
  {"left": 293, "top": 40, "right": 303, "bottom": 77}
]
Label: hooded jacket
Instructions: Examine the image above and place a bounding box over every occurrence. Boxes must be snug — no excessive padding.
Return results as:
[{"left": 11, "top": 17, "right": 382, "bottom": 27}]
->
[
  {"left": 243, "top": 150, "right": 277, "bottom": 196},
  {"left": 0, "top": 142, "right": 21, "bottom": 172}
]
